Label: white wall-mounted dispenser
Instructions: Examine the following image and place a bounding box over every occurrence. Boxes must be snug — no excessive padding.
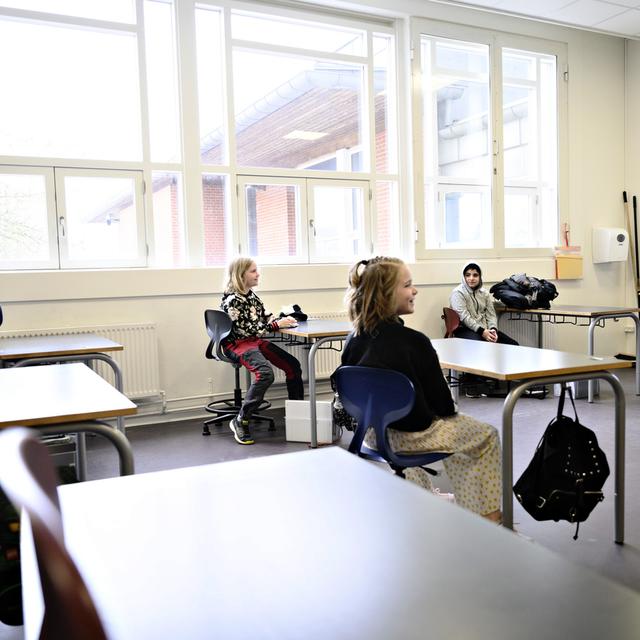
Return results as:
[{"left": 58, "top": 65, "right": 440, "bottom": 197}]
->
[{"left": 592, "top": 227, "right": 629, "bottom": 263}]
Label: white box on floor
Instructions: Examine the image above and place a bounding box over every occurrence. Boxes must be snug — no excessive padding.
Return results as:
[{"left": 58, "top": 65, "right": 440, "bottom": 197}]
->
[{"left": 285, "top": 400, "right": 336, "bottom": 444}]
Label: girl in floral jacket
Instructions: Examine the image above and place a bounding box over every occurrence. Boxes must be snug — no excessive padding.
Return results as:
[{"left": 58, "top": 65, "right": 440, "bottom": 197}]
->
[{"left": 220, "top": 257, "right": 303, "bottom": 444}]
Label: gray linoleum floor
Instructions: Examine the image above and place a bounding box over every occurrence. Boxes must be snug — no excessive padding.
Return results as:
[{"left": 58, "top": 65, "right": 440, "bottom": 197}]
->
[{"left": 3, "top": 367, "right": 640, "bottom": 638}]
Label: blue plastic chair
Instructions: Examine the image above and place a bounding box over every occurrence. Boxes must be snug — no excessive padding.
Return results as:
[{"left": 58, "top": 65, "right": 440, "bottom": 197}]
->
[{"left": 334, "top": 366, "right": 450, "bottom": 477}]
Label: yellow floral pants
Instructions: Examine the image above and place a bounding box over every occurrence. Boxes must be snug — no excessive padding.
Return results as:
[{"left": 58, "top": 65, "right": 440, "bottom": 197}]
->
[{"left": 364, "top": 413, "right": 502, "bottom": 516}]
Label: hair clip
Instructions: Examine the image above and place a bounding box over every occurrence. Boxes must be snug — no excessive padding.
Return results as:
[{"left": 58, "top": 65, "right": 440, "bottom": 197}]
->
[{"left": 356, "top": 259, "right": 369, "bottom": 277}]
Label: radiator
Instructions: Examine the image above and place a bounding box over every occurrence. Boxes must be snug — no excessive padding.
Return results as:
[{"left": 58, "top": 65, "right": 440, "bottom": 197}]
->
[
  {"left": 497, "top": 313, "right": 555, "bottom": 348},
  {"left": 273, "top": 311, "right": 347, "bottom": 383},
  {"left": 0, "top": 323, "right": 162, "bottom": 399}
]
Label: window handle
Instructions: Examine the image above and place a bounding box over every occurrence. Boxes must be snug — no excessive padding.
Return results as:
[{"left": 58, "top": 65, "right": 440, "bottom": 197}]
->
[
  {"left": 309, "top": 218, "right": 316, "bottom": 237},
  {"left": 59, "top": 216, "right": 66, "bottom": 237}
]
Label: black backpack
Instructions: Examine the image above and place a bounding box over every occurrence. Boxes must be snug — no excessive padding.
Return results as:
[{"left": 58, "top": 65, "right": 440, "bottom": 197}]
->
[
  {"left": 490, "top": 273, "right": 558, "bottom": 309},
  {"left": 513, "top": 386, "right": 609, "bottom": 539}
]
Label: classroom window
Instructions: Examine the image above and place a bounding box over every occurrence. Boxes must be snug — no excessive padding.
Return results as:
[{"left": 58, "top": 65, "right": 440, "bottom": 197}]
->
[
  {"left": 1, "top": 1, "right": 397, "bottom": 270},
  {"left": 415, "top": 23, "right": 565, "bottom": 256},
  {"left": 54, "top": 169, "right": 146, "bottom": 269},
  {"left": 0, "top": 17, "right": 142, "bottom": 161},
  {"left": 0, "top": 168, "right": 57, "bottom": 270},
  {"left": 193, "top": 5, "right": 398, "bottom": 264}
]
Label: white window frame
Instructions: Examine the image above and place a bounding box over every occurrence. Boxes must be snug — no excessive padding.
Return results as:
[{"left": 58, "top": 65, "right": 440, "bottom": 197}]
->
[
  {"left": 194, "top": 0, "right": 400, "bottom": 266},
  {"left": 307, "top": 178, "right": 371, "bottom": 264},
  {"left": 236, "top": 174, "right": 373, "bottom": 264},
  {"left": 54, "top": 168, "right": 147, "bottom": 269},
  {"left": 0, "top": 165, "right": 58, "bottom": 270},
  {"left": 411, "top": 19, "right": 568, "bottom": 260}
]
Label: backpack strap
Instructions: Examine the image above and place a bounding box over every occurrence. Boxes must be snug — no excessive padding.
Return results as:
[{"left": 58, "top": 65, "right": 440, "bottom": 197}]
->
[{"left": 557, "top": 384, "right": 579, "bottom": 421}]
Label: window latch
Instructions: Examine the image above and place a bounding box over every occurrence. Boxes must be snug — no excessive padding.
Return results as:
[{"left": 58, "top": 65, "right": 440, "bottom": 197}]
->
[
  {"left": 309, "top": 218, "right": 316, "bottom": 237},
  {"left": 59, "top": 216, "right": 66, "bottom": 238}
]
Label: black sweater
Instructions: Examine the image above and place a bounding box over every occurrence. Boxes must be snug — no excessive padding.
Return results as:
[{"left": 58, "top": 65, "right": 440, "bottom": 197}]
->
[{"left": 341, "top": 321, "right": 456, "bottom": 432}]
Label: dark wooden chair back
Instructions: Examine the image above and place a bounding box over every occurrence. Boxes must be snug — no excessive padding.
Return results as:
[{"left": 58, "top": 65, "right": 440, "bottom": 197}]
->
[
  {"left": 442, "top": 307, "right": 461, "bottom": 338},
  {"left": 0, "top": 428, "right": 108, "bottom": 640}
]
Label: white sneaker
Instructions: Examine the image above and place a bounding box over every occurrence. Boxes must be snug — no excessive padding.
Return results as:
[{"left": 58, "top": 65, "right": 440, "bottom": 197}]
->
[{"left": 433, "top": 488, "right": 456, "bottom": 503}]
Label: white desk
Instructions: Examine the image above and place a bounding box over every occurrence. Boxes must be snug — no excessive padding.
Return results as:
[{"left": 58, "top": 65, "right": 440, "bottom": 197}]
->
[
  {"left": 0, "top": 333, "right": 127, "bottom": 432},
  {"left": 499, "top": 304, "right": 640, "bottom": 401},
  {"left": 432, "top": 338, "right": 631, "bottom": 539},
  {"left": 278, "top": 320, "right": 351, "bottom": 447},
  {"left": 0, "top": 363, "right": 135, "bottom": 479},
  {"left": 20, "top": 448, "right": 640, "bottom": 639}
]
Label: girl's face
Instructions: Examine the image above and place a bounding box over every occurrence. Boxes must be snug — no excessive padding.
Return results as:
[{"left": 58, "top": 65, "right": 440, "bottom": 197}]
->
[
  {"left": 464, "top": 269, "right": 480, "bottom": 289},
  {"left": 243, "top": 262, "right": 260, "bottom": 289},
  {"left": 395, "top": 264, "right": 418, "bottom": 316}
]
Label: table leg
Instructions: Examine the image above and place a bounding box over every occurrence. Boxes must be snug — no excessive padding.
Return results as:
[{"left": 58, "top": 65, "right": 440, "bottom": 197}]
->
[
  {"left": 587, "top": 320, "right": 597, "bottom": 403},
  {"left": 537, "top": 316, "right": 543, "bottom": 348},
  {"left": 450, "top": 369, "right": 459, "bottom": 404},
  {"left": 37, "top": 422, "right": 135, "bottom": 477},
  {"left": 633, "top": 313, "right": 640, "bottom": 396},
  {"left": 501, "top": 371, "right": 625, "bottom": 543},
  {"left": 308, "top": 336, "right": 339, "bottom": 449},
  {"left": 75, "top": 433, "right": 87, "bottom": 481}
]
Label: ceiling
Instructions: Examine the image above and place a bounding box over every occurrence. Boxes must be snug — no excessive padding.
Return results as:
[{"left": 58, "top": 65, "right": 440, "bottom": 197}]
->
[{"left": 443, "top": 0, "right": 640, "bottom": 38}]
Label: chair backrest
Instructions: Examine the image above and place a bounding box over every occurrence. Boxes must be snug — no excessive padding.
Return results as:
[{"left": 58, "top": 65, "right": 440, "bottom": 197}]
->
[
  {"left": 334, "top": 366, "right": 415, "bottom": 465},
  {"left": 442, "top": 307, "right": 461, "bottom": 338},
  {"left": 0, "top": 428, "right": 107, "bottom": 640},
  {"left": 204, "top": 309, "right": 235, "bottom": 364}
]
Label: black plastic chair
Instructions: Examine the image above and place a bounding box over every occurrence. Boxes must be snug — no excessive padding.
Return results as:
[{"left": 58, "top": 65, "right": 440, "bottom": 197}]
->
[
  {"left": 0, "top": 428, "right": 107, "bottom": 640},
  {"left": 334, "top": 365, "right": 450, "bottom": 477},
  {"left": 203, "top": 309, "right": 274, "bottom": 436}
]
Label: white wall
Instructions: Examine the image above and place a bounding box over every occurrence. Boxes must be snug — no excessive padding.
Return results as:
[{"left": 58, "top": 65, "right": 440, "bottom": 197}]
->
[{"left": 1, "top": 1, "right": 633, "bottom": 424}]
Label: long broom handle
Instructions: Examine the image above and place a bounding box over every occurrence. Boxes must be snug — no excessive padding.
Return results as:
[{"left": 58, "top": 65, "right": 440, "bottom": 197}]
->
[
  {"left": 634, "top": 195, "right": 640, "bottom": 289},
  {"left": 624, "top": 191, "right": 637, "bottom": 286}
]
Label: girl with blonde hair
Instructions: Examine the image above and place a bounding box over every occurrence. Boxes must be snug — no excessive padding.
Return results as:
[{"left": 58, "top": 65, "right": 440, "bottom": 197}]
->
[
  {"left": 341, "top": 257, "right": 502, "bottom": 521},
  {"left": 220, "top": 257, "right": 302, "bottom": 445}
]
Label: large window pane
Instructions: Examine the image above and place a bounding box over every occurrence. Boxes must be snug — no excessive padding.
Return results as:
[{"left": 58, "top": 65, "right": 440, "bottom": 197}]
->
[
  {"left": 421, "top": 35, "right": 492, "bottom": 250},
  {"left": 231, "top": 11, "right": 365, "bottom": 55},
  {"left": 310, "top": 183, "right": 366, "bottom": 262},
  {"left": 431, "top": 188, "right": 491, "bottom": 249},
  {"left": 233, "top": 51, "right": 364, "bottom": 170},
  {"left": 196, "top": 7, "right": 226, "bottom": 165},
  {"left": 0, "top": 172, "right": 53, "bottom": 266},
  {"left": 145, "top": 0, "right": 181, "bottom": 163},
  {"left": 58, "top": 173, "right": 144, "bottom": 266},
  {"left": 151, "top": 171, "right": 185, "bottom": 267},
  {"left": 0, "top": 18, "right": 141, "bottom": 160},
  {"left": 244, "top": 183, "right": 301, "bottom": 260},
  {"left": 427, "top": 38, "right": 491, "bottom": 179},
  {"left": 203, "top": 174, "right": 229, "bottom": 267},
  {"left": 373, "top": 35, "right": 397, "bottom": 173},
  {"left": 503, "top": 48, "right": 558, "bottom": 248},
  {"left": 0, "top": 0, "right": 135, "bottom": 23}
]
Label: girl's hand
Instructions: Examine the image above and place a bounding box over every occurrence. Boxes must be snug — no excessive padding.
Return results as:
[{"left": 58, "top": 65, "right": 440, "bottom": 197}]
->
[
  {"left": 279, "top": 316, "right": 298, "bottom": 328},
  {"left": 482, "top": 328, "right": 497, "bottom": 343}
]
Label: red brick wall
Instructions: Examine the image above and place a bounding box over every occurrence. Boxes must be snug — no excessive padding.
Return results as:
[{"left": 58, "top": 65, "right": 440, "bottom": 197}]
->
[{"left": 202, "top": 176, "right": 227, "bottom": 266}]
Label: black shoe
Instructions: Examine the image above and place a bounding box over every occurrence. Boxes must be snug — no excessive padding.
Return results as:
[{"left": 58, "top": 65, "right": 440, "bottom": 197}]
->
[{"left": 230, "top": 417, "right": 254, "bottom": 445}]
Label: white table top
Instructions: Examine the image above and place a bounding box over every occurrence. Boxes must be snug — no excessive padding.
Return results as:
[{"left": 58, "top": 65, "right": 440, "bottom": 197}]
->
[
  {"left": 500, "top": 305, "right": 640, "bottom": 318},
  {"left": 0, "top": 333, "right": 122, "bottom": 360},
  {"left": 278, "top": 319, "right": 351, "bottom": 339},
  {"left": 20, "top": 448, "right": 640, "bottom": 639},
  {"left": 0, "top": 363, "right": 136, "bottom": 427},
  {"left": 432, "top": 338, "right": 631, "bottom": 380}
]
